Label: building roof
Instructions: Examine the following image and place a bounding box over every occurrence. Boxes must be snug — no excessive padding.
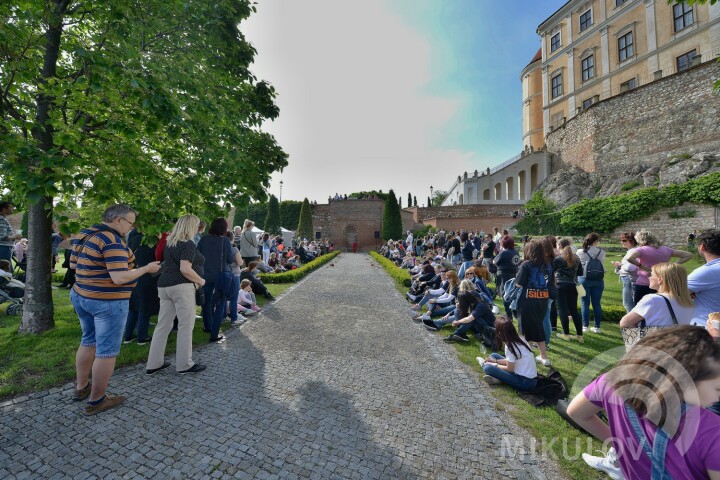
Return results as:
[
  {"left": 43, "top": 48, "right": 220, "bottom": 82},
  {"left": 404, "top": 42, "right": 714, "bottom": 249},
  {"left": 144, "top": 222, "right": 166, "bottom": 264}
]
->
[
  {"left": 537, "top": 0, "right": 573, "bottom": 34},
  {"left": 528, "top": 48, "right": 542, "bottom": 66}
]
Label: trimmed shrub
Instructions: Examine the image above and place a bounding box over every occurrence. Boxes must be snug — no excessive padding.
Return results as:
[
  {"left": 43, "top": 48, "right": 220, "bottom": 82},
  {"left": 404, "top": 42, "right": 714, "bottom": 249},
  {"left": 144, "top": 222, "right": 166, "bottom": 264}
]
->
[
  {"left": 297, "top": 198, "right": 313, "bottom": 240},
  {"left": 599, "top": 304, "right": 626, "bottom": 324},
  {"left": 382, "top": 190, "right": 402, "bottom": 241},
  {"left": 259, "top": 251, "right": 339, "bottom": 284},
  {"left": 264, "top": 194, "right": 281, "bottom": 235},
  {"left": 370, "top": 251, "right": 411, "bottom": 287}
]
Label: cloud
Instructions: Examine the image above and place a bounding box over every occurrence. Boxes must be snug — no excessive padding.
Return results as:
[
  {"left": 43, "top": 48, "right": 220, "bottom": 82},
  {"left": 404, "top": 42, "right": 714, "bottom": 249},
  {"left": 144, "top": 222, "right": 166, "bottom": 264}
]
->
[{"left": 241, "top": 0, "right": 476, "bottom": 202}]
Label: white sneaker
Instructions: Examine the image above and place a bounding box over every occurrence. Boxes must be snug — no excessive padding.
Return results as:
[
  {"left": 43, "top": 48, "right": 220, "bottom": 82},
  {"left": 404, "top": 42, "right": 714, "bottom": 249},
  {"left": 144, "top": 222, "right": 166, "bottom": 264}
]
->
[
  {"left": 535, "top": 355, "right": 552, "bottom": 367},
  {"left": 491, "top": 305, "right": 500, "bottom": 314},
  {"left": 590, "top": 327, "right": 601, "bottom": 333},
  {"left": 476, "top": 356, "right": 486, "bottom": 367},
  {"left": 582, "top": 448, "right": 623, "bottom": 480}
]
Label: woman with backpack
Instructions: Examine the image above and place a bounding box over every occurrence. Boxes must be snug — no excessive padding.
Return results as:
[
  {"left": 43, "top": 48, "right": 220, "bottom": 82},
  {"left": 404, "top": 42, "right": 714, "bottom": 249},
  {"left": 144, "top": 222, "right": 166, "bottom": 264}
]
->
[
  {"left": 481, "top": 316, "right": 538, "bottom": 391},
  {"left": 515, "top": 239, "right": 556, "bottom": 366},
  {"left": 577, "top": 233, "right": 606, "bottom": 334}
]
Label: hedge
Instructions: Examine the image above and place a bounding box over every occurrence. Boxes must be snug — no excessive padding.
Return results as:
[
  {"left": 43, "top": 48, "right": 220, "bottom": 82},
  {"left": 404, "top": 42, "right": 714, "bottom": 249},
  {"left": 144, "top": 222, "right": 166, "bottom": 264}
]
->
[
  {"left": 258, "top": 250, "right": 340, "bottom": 284},
  {"left": 370, "top": 251, "right": 411, "bottom": 288}
]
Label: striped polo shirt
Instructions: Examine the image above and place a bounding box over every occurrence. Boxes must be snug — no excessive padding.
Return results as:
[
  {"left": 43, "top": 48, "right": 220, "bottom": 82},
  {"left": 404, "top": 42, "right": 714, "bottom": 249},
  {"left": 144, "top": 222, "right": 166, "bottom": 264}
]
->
[{"left": 70, "top": 224, "right": 136, "bottom": 300}]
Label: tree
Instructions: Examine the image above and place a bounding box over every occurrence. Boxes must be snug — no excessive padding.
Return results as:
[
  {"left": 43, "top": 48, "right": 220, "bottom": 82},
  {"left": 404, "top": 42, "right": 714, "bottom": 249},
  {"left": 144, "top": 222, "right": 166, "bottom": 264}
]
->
[
  {"left": 413, "top": 196, "right": 417, "bottom": 207},
  {"left": 399, "top": 197, "right": 402, "bottom": 208},
  {"left": 1, "top": 1, "right": 287, "bottom": 333},
  {"left": 297, "top": 198, "right": 313, "bottom": 240},
  {"left": 263, "top": 195, "right": 281, "bottom": 235},
  {"left": 432, "top": 190, "right": 448, "bottom": 207},
  {"left": 382, "top": 190, "right": 402, "bottom": 241},
  {"left": 279, "top": 200, "right": 302, "bottom": 231},
  {"left": 407, "top": 193, "right": 412, "bottom": 208},
  {"left": 427, "top": 196, "right": 431, "bottom": 207}
]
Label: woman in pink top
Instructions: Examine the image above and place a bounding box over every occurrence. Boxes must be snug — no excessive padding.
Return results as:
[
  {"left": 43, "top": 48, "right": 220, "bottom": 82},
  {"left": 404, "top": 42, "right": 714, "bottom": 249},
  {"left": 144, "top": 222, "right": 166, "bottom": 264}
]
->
[
  {"left": 624, "top": 230, "right": 693, "bottom": 304},
  {"left": 568, "top": 326, "right": 720, "bottom": 480}
]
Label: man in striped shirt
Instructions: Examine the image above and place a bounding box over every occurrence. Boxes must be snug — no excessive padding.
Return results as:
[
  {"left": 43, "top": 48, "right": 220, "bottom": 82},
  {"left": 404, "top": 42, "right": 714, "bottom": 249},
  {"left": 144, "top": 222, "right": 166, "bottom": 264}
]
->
[
  {"left": 70, "top": 204, "right": 161, "bottom": 416},
  {"left": 0, "top": 202, "right": 21, "bottom": 263}
]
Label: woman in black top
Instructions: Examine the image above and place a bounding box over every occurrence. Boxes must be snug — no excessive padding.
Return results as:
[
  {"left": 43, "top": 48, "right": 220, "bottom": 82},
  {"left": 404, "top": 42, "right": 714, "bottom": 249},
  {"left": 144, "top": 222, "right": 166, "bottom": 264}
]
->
[
  {"left": 493, "top": 235, "right": 520, "bottom": 319},
  {"left": 198, "top": 218, "right": 237, "bottom": 343},
  {"left": 147, "top": 215, "right": 207, "bottom": 374},
  {"left": 123, "top": 229, "right": 160, "bottom": 344},
  {"left": 553, "top": 238, "right": 584, "bottom": 341}
]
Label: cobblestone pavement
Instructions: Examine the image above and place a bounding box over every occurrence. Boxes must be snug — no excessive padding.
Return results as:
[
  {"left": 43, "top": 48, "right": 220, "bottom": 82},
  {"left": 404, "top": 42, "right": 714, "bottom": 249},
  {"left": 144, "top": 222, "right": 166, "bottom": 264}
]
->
[{"left": 0, "top": 253, "right": 564, "bottom": 479}]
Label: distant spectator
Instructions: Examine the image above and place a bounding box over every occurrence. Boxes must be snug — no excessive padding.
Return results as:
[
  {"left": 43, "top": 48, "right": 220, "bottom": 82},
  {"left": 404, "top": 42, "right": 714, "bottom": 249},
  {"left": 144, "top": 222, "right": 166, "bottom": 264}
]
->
[{"left": 0, "top": 202, "right": 21, "bottom": 263}]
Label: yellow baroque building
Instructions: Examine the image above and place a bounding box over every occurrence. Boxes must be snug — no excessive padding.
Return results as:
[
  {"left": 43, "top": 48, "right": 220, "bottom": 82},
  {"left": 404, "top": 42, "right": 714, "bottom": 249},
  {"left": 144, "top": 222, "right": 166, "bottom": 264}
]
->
[{"left": 525, "top": 0, "right": 720, "bottom": 142}]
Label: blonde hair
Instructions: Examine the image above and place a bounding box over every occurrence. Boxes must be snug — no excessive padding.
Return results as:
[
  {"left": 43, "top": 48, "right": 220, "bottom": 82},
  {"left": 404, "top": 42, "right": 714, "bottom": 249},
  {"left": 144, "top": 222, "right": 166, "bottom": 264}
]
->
[
  {"left": 446, "top": 270, "right": 460, "bottom": 290},
  {"left": 636, "top": 229, "right": 660, "bottom": 248},
  {"left": 652, "top": 262, "right": 693, "bottom": 307},
  {"left": 458, "top": 279, "right": 475, "bottom": 294},
  {"left": 242, "top": 219, "right": 254, "bottom": 231},
  {"left": 240, "top": 279, "right": 252, "bottom": 289},
  {"left": 166, "top": 215, "right": 200, "bottom": 247}
]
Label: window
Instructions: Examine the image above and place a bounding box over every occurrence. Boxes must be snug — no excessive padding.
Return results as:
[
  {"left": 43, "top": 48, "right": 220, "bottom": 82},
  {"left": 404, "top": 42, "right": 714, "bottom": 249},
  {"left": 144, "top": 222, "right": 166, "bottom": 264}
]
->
[
  {"left": 615, "top": 0, "right": 625, "bottom": 6},
  {"left": 551, "top": 33, "right": 561, "bottom": 53},
  {"left": 618, "top": 32, "right": 634, "bottom": 62},
  {"left": 551, "top": 112, "right": 564, "bottom": 129},
  {"left": 581, "top": 55, "right": 595, "bottom": 81},
  {"left": 582, "top": 98, "right": 593, "bottom": 109},
  {"left": 673, "top": 3, "right": 694, "bottom": 32},
  {"left": 620, "top": 78, "right": 637, "bottom": 92},
  {"left": 551, "top": 74, "right": 563, "bottom": 98},
  {"left": 677, "top": 49, "right": 698, "bottom": 72},
  {"left": 580, "top": 10, "right": 592, "bottom": 31}
]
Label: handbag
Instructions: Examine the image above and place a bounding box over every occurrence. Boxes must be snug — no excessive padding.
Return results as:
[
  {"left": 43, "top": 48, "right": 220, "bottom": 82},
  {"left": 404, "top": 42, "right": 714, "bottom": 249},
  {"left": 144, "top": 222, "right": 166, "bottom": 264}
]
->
[
  {"left": 621, "top": 295, "right": 678, "bottom": 352},
  {"left": 194, "top": 283, "right": 205, "bottom": 306}
]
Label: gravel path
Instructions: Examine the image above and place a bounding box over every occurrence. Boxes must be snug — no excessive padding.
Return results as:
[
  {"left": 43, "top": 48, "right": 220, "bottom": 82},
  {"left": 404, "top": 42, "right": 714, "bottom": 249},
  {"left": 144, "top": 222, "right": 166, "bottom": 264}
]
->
[{"left": 0, "top": 253, "right": 564, "bottom": 479}]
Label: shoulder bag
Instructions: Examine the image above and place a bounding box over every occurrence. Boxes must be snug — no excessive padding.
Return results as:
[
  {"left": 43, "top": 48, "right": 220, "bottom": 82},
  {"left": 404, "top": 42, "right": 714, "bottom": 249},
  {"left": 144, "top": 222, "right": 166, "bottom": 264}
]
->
[{"left": 621, "top": 295, "right": 678, "bottom": 352}]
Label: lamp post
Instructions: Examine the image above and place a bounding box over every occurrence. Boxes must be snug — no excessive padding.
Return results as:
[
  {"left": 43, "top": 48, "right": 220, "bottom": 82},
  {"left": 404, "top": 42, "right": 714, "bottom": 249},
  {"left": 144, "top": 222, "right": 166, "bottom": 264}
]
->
[
  {"left": 429, "top": 185, "right": 433, "bottom": 207},
  {"left": 279, "top": 180, "right": 283, "bottom": 203}
]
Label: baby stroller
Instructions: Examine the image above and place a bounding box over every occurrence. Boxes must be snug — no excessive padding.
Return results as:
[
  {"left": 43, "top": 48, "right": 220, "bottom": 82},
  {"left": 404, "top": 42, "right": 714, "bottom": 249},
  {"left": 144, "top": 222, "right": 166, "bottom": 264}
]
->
[{"left": 0, "top": 276, "right": 24, "bottom": 316}]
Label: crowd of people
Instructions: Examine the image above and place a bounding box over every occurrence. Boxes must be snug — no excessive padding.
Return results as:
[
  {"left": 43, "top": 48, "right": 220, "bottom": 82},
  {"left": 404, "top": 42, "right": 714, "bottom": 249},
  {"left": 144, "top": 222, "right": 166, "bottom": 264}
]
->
[
  {"left": 60, "top": 204, "right": 335, "bottom": 416},
  {"left": 384, "top": 224, "right": 720, "bottom": 478}
]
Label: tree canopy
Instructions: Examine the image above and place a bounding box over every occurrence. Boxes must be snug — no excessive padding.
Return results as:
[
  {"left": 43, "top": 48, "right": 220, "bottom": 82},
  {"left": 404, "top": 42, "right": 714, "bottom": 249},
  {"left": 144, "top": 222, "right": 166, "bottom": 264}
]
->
[
  {"left": 0, "top": 1, "right": 287, "bottom": 332},
  {"left": 297, "top": 198, "right": 313, "bottom": 240},
  {"left": 382, "top": 190, "right": 402, "bottom": 241}
]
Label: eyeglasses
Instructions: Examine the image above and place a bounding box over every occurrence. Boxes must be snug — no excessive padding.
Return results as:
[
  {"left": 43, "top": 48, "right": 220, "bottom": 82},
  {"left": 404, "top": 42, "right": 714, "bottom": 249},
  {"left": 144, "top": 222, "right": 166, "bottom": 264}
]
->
[{"left": 119, "top": 217, "right": 135, "bottom": 228}]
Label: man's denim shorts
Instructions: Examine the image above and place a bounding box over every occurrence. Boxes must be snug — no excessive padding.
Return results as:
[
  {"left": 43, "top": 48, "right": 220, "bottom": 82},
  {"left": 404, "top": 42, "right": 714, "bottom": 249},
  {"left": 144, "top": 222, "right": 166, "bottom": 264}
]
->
[{"left": 71, "top": 290, "right": 129, "bottom": 358}]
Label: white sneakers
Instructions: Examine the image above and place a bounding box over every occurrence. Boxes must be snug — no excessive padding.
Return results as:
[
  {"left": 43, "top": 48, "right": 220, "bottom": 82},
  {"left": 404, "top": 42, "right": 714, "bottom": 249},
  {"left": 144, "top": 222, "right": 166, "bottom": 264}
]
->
[
  {"left": 535, "top": 355, "right": 552, "bottom": 367},
  {"left": 590, "top": 327, "right": 601, "bottom": 333},
  {"left": 582, "top": 448, "right": 623, "bottom": 480}
]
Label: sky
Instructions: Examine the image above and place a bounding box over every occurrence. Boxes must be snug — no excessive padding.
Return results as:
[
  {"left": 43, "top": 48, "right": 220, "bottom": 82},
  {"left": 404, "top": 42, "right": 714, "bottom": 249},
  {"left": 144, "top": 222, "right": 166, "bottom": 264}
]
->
[{"left": 241, "top": 0, "right": 568, "bottom": 205}]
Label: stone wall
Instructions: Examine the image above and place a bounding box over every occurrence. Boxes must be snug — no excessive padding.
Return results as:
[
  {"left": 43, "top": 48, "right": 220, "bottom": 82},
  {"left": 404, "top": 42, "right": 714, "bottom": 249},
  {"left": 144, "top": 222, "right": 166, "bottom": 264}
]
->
[
  {"left": 610, "top": 203, "right": 718, "bottom": 246},
  {"left": 424, "top": 216, "right": 516, "bottom": 234},
  {"left": 406, "top": 204, "right": 523, "bottom": 223},
  {"left": 312, "top": 200, "right": 387, "bottom": 251},
  {"left": 547, "top": 61, "right": 720, "bottom": 174}
]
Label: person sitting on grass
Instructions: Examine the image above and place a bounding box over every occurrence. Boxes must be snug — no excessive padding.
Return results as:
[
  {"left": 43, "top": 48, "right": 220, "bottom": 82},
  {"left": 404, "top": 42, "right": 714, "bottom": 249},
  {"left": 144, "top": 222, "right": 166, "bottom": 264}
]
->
[
  {"left": 239, "top": 261, "right": 274, "bottom": 300},
  {"left": 406, "top": 264, "right": 436, "bottom": 301},
  {"left": 237, "top": 279, "right": 260, "bottom": 316},
  {"left": 441, "top": 288, "right": 496, "bottom": 343},
  {"left": 480, "top": 316, "right": 538, "bottom": 391},
  {"left": 407, "top": 268, "right": 449, "bottom": 315},
  {"left": 412, "top": 270, "right": 460, "bottom": 321}
]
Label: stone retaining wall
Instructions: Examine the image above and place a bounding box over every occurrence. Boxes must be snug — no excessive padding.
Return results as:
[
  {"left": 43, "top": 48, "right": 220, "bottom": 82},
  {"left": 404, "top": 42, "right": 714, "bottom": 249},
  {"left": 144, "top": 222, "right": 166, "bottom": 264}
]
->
[
  {"left": 547, "top": 61, "right": 720, "bottom": 174},
  {"left": 610, "top": 203, "right": 718, "bottom": 246}
]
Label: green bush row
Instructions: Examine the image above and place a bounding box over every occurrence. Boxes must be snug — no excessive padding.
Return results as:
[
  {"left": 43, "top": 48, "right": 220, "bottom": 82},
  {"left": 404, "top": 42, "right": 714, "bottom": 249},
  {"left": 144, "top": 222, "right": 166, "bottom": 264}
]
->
[
  {"left": 258, "top": 250, "right": 340, "bottom": 284},
  {"left": 515, "top": 172, "right": 720, "bottom": 236},
  {"left": 370, "top": 251, "right": 411, "bottom": 287}
]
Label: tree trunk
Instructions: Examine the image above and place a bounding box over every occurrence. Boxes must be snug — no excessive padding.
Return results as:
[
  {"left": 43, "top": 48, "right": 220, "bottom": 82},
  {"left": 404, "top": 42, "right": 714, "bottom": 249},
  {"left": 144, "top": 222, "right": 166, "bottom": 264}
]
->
[
  {"left": 18, "top": 1, "right": 68, "bottom": 333},
  {"left": 19, "top": 197, "right": 55, "bottom": 333}
]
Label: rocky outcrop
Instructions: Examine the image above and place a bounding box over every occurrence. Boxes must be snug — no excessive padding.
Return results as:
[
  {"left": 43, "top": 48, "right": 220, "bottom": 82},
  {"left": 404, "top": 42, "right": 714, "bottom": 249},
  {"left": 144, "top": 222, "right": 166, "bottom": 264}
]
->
[{"left": 539, "top": 152, "right": 719, "bottom": 208}]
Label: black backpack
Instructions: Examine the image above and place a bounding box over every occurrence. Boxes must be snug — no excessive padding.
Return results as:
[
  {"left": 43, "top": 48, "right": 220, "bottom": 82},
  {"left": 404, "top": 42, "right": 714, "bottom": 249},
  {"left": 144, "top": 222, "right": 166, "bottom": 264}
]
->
[{"left": 583, "top": 250, "right": 605, "bottom": 280}]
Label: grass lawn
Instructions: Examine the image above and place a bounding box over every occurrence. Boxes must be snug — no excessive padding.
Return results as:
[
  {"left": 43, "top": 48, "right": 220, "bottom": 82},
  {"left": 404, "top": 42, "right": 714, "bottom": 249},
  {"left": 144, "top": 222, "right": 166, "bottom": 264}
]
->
[
  {"left": 384, "top": 251, "right": 705, "bottom": 479},
  {"left": 0, "top": 280, "right": 291, "bottom": 400}
]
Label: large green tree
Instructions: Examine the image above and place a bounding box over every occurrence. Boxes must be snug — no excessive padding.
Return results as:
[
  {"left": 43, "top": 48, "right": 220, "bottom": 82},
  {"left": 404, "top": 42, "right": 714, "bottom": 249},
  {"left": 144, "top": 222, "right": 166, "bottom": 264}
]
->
[
  {"left": 0, "top": 1, "right": 287, "bottom": 333},
  {"left": 382, "top": 189, "right": 402, "bottom": 241},
  {"left": 263, "top": 195, "right": 281, "bottom": 235},
  {"left": 297, "top": 198, "right": 313, "bottom": 240}
]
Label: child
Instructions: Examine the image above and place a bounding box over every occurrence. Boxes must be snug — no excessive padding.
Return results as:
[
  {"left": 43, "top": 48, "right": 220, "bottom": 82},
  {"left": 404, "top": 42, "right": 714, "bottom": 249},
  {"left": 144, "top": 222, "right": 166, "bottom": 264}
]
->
[
  {"left": 0, "top": 259, "right": 12, "bottom": 279},
  {"left": 237, "top": 279, "right": 261, "bottom": 315},
  {"left": 480, "top": 315, "right": 538, "bottom": 392}
]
